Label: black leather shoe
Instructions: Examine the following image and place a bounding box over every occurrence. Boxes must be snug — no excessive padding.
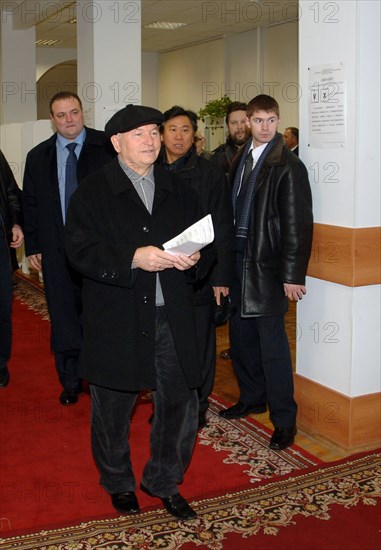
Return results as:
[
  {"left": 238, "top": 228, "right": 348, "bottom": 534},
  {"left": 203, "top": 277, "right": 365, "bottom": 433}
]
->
[
  {"left": 140, "top": 484, "right": 197, "bottom": 520},
  {"left": 111, "top": 491, "right": 140, "bottom": 514},
  {"left": 220, "top": 348, "right": 231, "bottom": 360},
  {"left": 59, "top": 390, "right": 78, "bottom": 405},
  {"left": 219, "top": 401, "right": 266, "bottom": 419},
  {"left": 0, "top": 367, "right": 10, "bottom": 388},
  {"left": 198, "top": 411, "right": 207, "bottom": 430},
  {"left": 269, "top": 426, "right": 297, "bottom": 450}
]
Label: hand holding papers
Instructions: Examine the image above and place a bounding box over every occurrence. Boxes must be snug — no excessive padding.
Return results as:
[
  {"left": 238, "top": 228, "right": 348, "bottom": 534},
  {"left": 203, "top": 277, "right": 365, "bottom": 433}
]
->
[{"left": 163, "top": 214, "right": 214, "bottom": 256}]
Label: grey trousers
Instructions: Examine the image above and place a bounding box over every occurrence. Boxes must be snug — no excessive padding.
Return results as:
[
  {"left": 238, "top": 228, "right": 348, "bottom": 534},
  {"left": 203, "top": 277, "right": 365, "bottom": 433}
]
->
[{"left": 90, "top": 306, "right": 198, "bottom": 498}]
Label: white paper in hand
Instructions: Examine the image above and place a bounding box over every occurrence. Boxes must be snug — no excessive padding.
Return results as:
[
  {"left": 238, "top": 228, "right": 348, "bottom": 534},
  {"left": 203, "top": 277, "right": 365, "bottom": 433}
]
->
[{"left": 163, "top": 214, "right": 214, "bottom": 256}]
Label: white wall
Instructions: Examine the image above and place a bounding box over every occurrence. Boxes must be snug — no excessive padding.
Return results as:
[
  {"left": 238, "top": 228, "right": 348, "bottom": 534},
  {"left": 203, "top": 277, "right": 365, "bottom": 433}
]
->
[
  {"left": 157, "top": 22, "right": 298, "bottom": 124},
  {"left": 224, "top": 29, "right": 261, "bottom": 100},
  {"left": 297, "top": 0, "right": 381, "bottom": 398},
  {"left": 297, "top": 278, "right": 380, "bottom": 397},
  {"left": 355, "top": 1, "right": 381, "bottom": 227},
  {"left": 142, "top": 52, "right": 159, "bottom": 107},
  {"left": 264, "top": 21, "right": 299, "bottom": 130},
  {"left": 1, "top": 120, "right": 53, "bottom": 187},
  {"left": 158, "top": 39, "right": 225, "bottom": 114},
  {"left": 299, "top": 0, "right": 358, "bottom": 227}
]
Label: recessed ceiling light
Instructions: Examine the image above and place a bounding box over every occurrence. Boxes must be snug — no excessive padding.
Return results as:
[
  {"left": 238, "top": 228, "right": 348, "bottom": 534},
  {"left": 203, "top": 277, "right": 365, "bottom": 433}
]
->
[
  {"left": 144, "top": 21, "right": 187, "bottom": 30},
  {"left": 35, "top": 39, "right": 62, "bottom": 46}
]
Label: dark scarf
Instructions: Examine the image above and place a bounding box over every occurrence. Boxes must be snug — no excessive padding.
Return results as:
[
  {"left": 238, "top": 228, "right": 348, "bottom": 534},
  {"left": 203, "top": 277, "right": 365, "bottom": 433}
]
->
[
  {"left": 232, "top": 132, "right": 280, "bottom": 251},
  {"left": 158, "top": 145, "right": 194, "bottom": 172}
]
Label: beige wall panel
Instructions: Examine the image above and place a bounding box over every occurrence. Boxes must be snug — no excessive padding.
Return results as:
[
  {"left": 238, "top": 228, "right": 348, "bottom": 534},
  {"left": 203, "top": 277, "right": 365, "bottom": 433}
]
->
[
  {"left": 307, "top": 224, "right": 381, "bottom": 286},
  {"left": 295, "top": 374, "right": 381, "bottom": 453}
]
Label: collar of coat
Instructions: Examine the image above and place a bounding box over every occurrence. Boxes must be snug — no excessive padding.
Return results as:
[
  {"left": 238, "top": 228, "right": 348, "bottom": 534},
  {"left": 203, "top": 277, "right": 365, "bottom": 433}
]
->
[
  {"left": 104, "top": 157, "right": 180, "bottom": 198},
  {"left": 44, "top": 126, "right": 107, "bottom": 150},
  {"left": 229, "top": 132, "right": 286, "bottom": 185}
]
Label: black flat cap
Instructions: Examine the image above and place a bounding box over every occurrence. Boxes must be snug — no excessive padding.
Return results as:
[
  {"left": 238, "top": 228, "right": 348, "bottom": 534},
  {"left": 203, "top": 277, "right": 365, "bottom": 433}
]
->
[{"left": 105, "top": 104, "right": 164, "bottom": 138}]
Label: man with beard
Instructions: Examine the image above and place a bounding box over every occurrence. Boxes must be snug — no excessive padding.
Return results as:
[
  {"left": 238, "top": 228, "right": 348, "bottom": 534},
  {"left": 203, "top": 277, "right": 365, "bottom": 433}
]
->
[
  {"left": 210, "top": 101, "right": 251, "bottom": 180},
  {"left": 210, "top": 102, "right": 251, "bottom": 361}
]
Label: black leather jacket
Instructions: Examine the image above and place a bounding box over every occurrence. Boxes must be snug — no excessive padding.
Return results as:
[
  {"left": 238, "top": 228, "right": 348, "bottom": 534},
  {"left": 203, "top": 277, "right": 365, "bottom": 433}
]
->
[
  {"left": 0, "top": 150, "right": 22, "bottom": 271},
  {"left": 230, "top": 135, "right": 313, "bottom": 317}
]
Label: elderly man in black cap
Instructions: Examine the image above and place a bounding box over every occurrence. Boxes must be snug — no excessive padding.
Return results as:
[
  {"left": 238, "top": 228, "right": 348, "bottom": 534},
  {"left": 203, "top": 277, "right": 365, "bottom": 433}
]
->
[{"left": 65, "top": 104, "right": 213, "bottom": 520}]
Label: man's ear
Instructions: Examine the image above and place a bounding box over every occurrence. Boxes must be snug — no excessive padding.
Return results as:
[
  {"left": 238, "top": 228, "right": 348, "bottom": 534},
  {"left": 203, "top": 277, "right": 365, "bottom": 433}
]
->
[{"left": 110, "top": 134, "right": 121, "bottom": 153}]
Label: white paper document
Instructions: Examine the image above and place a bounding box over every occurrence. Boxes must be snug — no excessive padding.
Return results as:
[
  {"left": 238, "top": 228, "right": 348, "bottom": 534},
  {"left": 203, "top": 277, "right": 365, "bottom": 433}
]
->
[{"left": 163, "top": 214, "right": 214, "bottom": 256}]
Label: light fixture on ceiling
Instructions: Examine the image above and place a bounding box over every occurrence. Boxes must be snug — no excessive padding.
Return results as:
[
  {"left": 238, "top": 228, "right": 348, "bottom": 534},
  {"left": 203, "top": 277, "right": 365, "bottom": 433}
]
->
[
  {"left": 144, "top": 21, "right": 187, "bottom": 30},
  {"left": 35, "top": 39, "right": 62, "bottom": 46}
]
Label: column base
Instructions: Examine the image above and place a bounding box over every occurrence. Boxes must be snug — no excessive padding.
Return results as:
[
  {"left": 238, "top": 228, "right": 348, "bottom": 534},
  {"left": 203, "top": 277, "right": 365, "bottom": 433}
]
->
[{"left": 295, "top": 374, "right": 381, "bottom": 454}]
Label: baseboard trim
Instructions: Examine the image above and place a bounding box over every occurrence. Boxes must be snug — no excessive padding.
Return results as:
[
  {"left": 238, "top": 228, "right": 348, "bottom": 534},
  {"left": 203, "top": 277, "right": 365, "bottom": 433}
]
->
[{"left": 295, "top": 374, "right": 381, "bottom": 453}]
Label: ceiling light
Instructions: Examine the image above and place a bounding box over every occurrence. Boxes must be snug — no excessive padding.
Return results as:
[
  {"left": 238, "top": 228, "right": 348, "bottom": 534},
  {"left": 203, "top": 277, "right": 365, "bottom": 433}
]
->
[
  {"left": 144, "top": 21, "right": 187, "bottom": 30},
  {"left": 35, "top": 39, "right": 62, "bottom": 46}
]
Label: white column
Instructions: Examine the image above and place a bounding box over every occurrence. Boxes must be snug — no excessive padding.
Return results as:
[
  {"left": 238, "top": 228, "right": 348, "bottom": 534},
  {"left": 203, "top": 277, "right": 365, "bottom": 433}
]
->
[
  {"left": 0, "top": 5, "right": 37, "bottom": 123},
  {"left": 296, "top": 0, "right": 380, "bottom": 449},
  {"left": 76, "top": 0, "right": 141, "bottom": 130}
]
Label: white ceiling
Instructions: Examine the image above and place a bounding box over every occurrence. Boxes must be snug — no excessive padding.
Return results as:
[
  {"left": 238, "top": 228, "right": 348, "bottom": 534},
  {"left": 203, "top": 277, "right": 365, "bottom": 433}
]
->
[{"left": 2, "top": 0, "right": 298, "bottom": 53}]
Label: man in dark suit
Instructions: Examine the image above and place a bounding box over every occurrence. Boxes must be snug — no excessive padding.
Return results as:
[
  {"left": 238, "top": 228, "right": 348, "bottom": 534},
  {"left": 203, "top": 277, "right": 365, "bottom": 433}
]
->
[
  {"left": 0, "top": 150, "right": 24, "bottom": 388},
  {"left": 158, "top": 105, "right": 234, "bottom": 429},
  {"left": 65, "top": 104, "right": 213, "bottom": 519},
  {"left": 23, "top": 92, "right": 115, "bottom": 405},
  {"left": 283, "top": 126, "right": 299, "bottom": 156},
  {"left": 210, "top": 101, "right": 251, "bottom": 362},
  {"left": 219, "top": 96, "right": 313, "bottom": 451}
]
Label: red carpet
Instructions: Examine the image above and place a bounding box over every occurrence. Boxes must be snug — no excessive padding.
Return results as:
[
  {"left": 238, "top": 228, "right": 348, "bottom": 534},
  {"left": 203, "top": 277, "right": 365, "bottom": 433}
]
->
[{"left": 1, "top": 278, "right": 380, "bottom": 549}]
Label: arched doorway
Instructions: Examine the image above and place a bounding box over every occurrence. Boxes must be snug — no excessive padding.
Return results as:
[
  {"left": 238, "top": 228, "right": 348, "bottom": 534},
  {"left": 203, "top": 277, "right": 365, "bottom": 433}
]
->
[{"left": 37, "top": 60, "right": 77, "bottom": 119}]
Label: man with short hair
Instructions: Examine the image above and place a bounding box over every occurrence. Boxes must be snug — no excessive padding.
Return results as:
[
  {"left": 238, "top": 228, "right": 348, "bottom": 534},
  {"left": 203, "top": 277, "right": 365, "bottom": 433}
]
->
[
  {"left": 158, "top": 105, "right": 234, "bottom": 429},
  {"left": 210, "top": 101, "right": 251, "bottom": 179},
  {"left": 219, "top": 95, "right": 313, "bottom": 451},
  {"left": 0, "top": 150, "right": 24, "bottom": 388},
  {"left": 210, "top": 101, "right": 251, "bottom": 361},
  {"left": 65, "top": 104, "right": 213, "bottom": 520},
  {"left": 23, "top": 92, "right": 115, "bottom": 405},
  {"left": 283, "top": 127, "right": 299, "bottom": 156}
]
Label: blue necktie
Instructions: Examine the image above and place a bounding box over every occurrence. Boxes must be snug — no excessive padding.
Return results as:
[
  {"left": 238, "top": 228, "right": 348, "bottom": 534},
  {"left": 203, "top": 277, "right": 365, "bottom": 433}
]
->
[{"left": 65, "top": 143, "right": 78, "bottom": 214}]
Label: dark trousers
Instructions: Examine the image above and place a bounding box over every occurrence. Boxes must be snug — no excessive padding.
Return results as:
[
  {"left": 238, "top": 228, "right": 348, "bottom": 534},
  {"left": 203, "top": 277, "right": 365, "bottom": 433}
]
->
[
  {"left": 195, "top": 301, "right": 216, "bottom": 414},
  {"left": 42, "top": 259, "right": 82, "bottom": 391},
  {"left": 0, "top": 227, "right": 12, "bottom": 371},
  {"left": 229, "top": 274, "right": 297, "bottom": 428},
  {"left": 90, "top": 306, "right": 198, "bottom": 497}
]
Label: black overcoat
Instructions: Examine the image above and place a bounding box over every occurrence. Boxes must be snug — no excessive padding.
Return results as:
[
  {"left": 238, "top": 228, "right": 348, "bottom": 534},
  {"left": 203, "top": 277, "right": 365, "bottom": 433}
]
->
[
  {"left": 65, "top": 158, "right": 212, "bottom": 392},
  {"left": 158, "top": 147, "right": 235, "bottom": 306},
  {"left": 230, "top": 135, "right": 313, "bottom": 317},
  {"left": 22, "top": 128, "right": 115, "bottom": 351},
  {"left": 0, "top": 150, "right": 23, "bottom": 272}
]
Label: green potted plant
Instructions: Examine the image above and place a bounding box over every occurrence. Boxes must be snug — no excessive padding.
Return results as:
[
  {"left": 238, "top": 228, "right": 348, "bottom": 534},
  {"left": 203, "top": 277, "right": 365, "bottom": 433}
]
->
[{"left": 198, "top": 96, "right": 232, "bottom": 126}]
